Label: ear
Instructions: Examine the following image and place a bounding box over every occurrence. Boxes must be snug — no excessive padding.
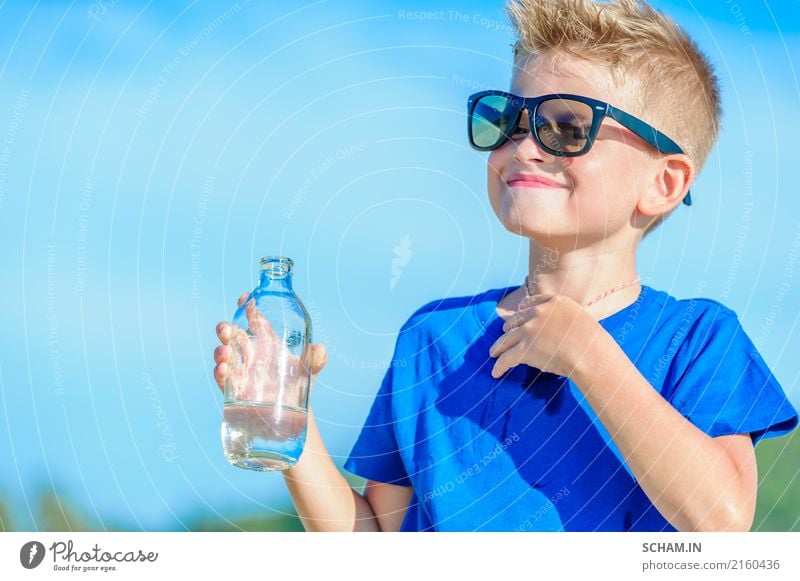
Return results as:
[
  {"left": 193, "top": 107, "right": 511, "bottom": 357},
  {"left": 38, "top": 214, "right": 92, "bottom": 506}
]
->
[{"left": 637, "top": 154, "right": 695, "bottom": 218}]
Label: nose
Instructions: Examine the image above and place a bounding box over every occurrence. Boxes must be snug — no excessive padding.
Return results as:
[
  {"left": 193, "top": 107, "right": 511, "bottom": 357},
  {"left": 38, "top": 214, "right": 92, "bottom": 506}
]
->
[{"left": 512, "top": 107, "right": 551, "bottom": 163}]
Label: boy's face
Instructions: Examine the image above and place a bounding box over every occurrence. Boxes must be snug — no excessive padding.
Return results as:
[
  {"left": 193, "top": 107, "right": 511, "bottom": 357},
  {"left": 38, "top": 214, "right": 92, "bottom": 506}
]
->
[{"left": 487, "top": 53, "right": 662, "bottom": 245}]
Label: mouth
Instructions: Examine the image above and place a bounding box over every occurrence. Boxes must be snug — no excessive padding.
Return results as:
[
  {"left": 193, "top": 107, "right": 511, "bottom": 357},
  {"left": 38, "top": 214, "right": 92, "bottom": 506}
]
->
[{"left": 506, "top": 173, "right": 569, "bottom": 190}]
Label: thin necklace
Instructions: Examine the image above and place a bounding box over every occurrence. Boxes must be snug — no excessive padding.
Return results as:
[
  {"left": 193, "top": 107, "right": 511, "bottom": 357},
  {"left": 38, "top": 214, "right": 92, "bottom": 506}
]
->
[{"left": 521, "top": 274, "right": 641, "bottom": 310}]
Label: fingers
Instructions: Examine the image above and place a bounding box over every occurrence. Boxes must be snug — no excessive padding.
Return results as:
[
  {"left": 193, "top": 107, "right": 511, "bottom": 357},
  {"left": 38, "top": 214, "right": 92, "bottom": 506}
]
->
[
  {"left": 214, "top": 316, "right": 237, "bottom": 392},
  {"left": 307, "top": 344, "right": 328, "bottom": 399},
  {"left": 216, "top": 321, "right": 231, "bottom": 344},
  {"left": 489, "top": 329, "right": 520, "bottom": 359},
  {"left": 502, "top": 312, "right": 519, "bottom": 333},
  {"left": 491, "top": 344, "right": 521, "bottom": 379},
  {"left": 521, "top": 293, "right": 552, "bottom": 305},
  {"left": 245, "top": 299, "right": 280, "bottom": 342},
  {"left": 304, "top": 343, "right": 327, "bottom": 377},
  {"left": 216, "top": 291, "right": 249, "bottom": 343},
  {"left": 502, "top": 309, "right": 533, "bottom": 333},
  {"left": 214, "top": 326, "right": 233, "bottom": 392},
  {"left": 214, "top": 344, "right": 231, "bottom": 365},
  {"left": 214, "top": 362, "right": 229, "bottom": 392}
]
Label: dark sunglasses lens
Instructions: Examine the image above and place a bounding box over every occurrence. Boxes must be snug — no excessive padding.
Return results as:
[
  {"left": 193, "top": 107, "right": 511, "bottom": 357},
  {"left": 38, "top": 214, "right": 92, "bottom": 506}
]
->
[
  {"left": 534, "top": 99, "right": 594, "bottom": 155},
  {"left": 471, "top": 94, "right": 517, "bottom": 149}
]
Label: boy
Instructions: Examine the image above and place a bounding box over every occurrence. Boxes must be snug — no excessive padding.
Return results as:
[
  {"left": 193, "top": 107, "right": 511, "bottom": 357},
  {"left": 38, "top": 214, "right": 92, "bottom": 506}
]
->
[{"left": 213, "top": 0, "right": 798, "bottom": 531}]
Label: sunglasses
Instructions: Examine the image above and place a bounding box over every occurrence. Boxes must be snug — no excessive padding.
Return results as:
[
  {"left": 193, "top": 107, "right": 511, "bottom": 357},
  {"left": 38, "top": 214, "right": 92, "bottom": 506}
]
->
[{"left": 467, "top": 90, "right": 692, "bottom": 206}]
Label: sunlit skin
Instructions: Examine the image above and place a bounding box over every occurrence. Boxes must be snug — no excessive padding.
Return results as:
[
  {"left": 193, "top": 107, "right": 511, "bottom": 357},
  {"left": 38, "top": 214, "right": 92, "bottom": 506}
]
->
[
  {"left": 487, "top": 53, "right": 694, "bottom": 322},
  {"left": 483, "top": 51, "right": 693, "bottom": 379},
  {"left": 209, "top": 52, "right": 757, "bottom": 532},
  {"left": 487, "top": 57, "right": 679, "bottom": 247},
  {"left": 483, "top": 52, "right": 756, "bottom": 531}
]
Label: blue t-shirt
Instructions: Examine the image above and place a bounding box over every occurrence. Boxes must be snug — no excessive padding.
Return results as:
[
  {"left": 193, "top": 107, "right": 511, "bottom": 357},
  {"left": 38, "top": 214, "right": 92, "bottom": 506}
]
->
[{"left": 343, "top": 283, "right": 799, "bottom": 531}]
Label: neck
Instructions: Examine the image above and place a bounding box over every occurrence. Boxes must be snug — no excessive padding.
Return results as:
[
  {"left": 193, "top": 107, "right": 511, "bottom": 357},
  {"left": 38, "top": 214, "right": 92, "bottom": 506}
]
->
[{"left": 525, "top": 238, "right": 640, "bottom": 312}]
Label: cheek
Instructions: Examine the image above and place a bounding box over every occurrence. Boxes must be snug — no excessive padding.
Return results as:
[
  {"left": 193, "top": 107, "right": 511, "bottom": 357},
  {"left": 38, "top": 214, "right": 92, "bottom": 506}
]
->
[
  {"left": 570, "top": 155, "right": 640, "bottom": 219},
  {"left": 570, "top": 156, "right": 620, "bottom": 201},
  {"left": 487, "top": 149, "right": 508, "bottom": 213},
  {"left": 574, "top": 148, "right": 642, "bottom": 194}
]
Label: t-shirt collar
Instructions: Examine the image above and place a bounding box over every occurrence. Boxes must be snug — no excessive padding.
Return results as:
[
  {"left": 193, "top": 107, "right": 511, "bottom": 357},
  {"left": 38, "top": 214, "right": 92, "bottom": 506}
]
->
[{"left": 473, "top": 282, "right": 653, "bottom": 334}]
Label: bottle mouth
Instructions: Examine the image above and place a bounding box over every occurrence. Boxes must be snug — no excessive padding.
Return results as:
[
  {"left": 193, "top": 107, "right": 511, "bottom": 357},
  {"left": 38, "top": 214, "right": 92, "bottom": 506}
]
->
[{"left": 260, "top": 255, "right": 293, "bottom": 278}]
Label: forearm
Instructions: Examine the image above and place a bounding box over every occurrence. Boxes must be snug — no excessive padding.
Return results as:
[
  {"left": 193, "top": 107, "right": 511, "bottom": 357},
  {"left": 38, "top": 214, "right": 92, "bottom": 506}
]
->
[
  {"left": 283, "top": 407, "right": 380, "bottom": 532},
  {"left": 571, "top": 333, "right": 754, "bottom": 531}
]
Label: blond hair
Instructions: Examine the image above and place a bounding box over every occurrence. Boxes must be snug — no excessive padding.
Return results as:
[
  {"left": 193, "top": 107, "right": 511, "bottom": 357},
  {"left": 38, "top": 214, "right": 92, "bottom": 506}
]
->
[{"left": 505, "top": 0, "right": 721, "bottom": 237}]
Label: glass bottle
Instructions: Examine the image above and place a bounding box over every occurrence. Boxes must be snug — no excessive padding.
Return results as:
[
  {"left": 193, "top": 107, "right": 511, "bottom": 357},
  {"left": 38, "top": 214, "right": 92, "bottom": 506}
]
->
[{"left": 221, "top": 256, "right": 312, "bottom": 471}]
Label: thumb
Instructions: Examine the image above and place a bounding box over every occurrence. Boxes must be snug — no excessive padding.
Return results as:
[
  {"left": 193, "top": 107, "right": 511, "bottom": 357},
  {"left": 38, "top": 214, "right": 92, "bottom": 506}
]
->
[{"left": 309, "top": 343, "right": 328, "bottom": 376}]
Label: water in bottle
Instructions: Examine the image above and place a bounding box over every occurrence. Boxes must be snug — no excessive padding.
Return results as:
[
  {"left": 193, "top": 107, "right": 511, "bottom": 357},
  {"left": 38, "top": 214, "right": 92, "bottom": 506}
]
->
[{"left": 221, "top": 256, "right": 312, "bottom": 471}]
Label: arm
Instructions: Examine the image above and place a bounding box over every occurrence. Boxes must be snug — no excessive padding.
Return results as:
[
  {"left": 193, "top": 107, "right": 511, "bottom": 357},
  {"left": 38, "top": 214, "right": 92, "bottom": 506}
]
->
[
  {"left": 283, "top": 406, "right": 413, "bottom": 532},
  {"left": 571, "top": 332, "right": 757, "bottom": 532}
]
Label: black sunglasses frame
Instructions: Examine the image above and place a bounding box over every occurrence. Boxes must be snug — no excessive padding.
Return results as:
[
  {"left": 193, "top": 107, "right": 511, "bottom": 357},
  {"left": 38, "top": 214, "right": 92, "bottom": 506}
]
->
[{"left": 467, "top": 90, "right": 692, "bottom": 206}]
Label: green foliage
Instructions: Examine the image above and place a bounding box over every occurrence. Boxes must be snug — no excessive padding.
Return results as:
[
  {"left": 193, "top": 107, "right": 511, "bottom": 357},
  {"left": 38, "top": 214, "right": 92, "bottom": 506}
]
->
[
  {"left": 0, "top": 497, "right": 13, "bottom": 532},
  {"left": 39, "top": 492, "right": 94, "bottom": 532},
  {"left": 342, "top": 469, "right": 367, "bottom": 493},
  {"left": 189, "top": 510, "right": 304, "bottom": 532},
  {"left": 753, "top": 429, "right": 800, "bottom": 531}
]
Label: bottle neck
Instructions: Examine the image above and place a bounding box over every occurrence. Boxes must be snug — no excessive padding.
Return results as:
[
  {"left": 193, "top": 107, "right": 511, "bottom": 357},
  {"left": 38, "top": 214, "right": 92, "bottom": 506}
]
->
[
  {"left": 259, "top": 271, "right": 293, "bottom": 292},
  {"left": 258, "top": 258, "right": 294, "bottom": 292}
]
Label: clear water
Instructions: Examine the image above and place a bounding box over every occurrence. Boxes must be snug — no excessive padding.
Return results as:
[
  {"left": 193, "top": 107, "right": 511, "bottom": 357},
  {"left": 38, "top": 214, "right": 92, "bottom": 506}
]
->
[{"left": 221, "top": 403, "right": 308, "bottom": 471}]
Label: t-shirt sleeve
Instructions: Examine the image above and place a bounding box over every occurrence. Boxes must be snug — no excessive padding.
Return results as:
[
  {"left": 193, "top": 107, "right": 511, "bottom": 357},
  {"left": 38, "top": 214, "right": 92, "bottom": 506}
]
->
[
  {"left": 342, "top": 337, "right": 412, "bottom": 487},
  {"left": 669, "top": 311, "right": 798, "bottom": 445}
]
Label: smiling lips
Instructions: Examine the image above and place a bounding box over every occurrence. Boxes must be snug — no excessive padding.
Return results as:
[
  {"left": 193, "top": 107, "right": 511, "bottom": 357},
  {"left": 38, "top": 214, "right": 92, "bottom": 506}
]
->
[{"left": 506, "top": 173, "right": 569, "bottom": 189}]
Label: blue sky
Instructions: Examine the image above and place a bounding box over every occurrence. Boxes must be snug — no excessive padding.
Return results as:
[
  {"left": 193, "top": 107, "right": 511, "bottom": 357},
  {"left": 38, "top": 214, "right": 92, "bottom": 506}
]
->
[{"left": 1, "top": 0, "right": 798, "bottom": 530}]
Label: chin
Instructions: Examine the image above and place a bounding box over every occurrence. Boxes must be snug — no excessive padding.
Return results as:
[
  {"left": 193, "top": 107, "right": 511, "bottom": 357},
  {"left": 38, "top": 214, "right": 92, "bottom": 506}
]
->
[
  {"left": 497, "top": 194, "right": 561, "bottom": 228},
  {"left": 500, "top": 210, "right": 600, "bottom": 248},
  {"left": 499, "top": 211, "right": 570, "bottom": 240}
]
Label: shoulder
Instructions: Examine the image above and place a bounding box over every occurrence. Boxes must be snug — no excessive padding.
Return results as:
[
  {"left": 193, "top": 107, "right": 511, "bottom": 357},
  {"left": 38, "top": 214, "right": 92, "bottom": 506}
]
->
[
  {"left": 390, "top": 286, "right": 506, "bottom": 359},
  {"left": 674, "top": 293, "right": 744, "bottom": 338},
  {"left": 648, "top": 284, "right": 738, "bottom": 320},
  {"left": 676, "top": 294, "right": 738, "bottom": 319},
  {"left": 675, "top": 294, "right": 740, "bottom": 333},
  {"left": 642, "top": 286, "right": 751, "bottom": 364},
  {"left": 668, "top": 292, "right": 773, "bottom": 379},
  {"left": 401, "top": 286, "right": 497, "bottom": 332},
  {"left": 649, "top": 285, "right": 741, "bottom": 333}
]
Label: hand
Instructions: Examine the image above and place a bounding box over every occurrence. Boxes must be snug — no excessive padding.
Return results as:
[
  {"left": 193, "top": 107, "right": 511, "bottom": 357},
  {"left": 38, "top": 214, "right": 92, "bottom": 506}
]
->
[
  {"left": 213, "top": 292, "right": 328, "bottom": 402},
  {"left": 487, "top": 293, "right": 605, "bottom": 379}
]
